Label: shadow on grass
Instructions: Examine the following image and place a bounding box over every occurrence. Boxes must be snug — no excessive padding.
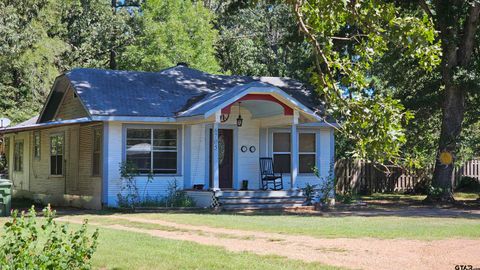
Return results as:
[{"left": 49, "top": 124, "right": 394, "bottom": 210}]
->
[{"left": 11, "top": 193, "right": 480, "bottom": 220}]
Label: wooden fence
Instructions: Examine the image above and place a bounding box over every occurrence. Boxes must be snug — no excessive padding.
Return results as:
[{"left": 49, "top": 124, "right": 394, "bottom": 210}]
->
[{"left": 335, "top": 159, "right": 480, "bottom": 194}]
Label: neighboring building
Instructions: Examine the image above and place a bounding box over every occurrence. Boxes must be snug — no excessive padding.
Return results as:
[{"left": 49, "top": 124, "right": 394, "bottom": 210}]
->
[{"left": 1, "top": 64, "right": 336, "bottom": 209}]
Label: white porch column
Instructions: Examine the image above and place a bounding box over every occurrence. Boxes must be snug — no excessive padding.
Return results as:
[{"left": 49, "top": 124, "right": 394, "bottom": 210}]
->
[
  {"left": 212, "top": 112, "right": 220, "bottom": 191},
  {"left": 290, "top": 110, "right": 299, "bottom": 189}
]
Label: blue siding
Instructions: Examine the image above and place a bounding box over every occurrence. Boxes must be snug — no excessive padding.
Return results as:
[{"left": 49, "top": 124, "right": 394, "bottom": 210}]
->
[{"left": 101, "top": 122, "right": 109, "bottom": 206}]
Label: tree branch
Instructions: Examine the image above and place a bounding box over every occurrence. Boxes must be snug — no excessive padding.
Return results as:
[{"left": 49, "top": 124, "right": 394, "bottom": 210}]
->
[
  {"left": 292, "top": 0, "right": 332, "bottom": 85},
  {"left": 292, "top": 0, "right": 348, "bottom": 106},
  {"left": 419, "top": 0, "right": 434, "bottom": 20},
  {"left": 458, "top": 1, "right": 480, "bottom": 66}
]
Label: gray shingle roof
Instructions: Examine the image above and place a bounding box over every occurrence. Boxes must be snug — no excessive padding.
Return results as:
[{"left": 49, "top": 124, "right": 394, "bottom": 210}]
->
[{"left": 65, "top": 65, "right": 321, "bottom": 118}]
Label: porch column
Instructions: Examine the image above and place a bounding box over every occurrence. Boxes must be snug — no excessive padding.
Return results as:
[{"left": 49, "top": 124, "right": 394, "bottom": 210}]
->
[
  {"left": 212, "top": 112, "right": 220, "bottom": 191},
  {"left": 290, "top": 110, "right": 299, "bottom": 189}
]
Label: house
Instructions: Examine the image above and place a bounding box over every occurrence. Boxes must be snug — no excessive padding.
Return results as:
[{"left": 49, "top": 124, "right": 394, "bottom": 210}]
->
[{"left": 1, "top": 64, "right": 336, "bottom": 209}]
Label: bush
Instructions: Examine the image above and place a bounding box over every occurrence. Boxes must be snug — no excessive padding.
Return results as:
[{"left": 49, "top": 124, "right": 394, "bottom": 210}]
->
[
  {"left": 163, "top": 179, "right": 196, "bottom": 207},
  {"left": 427, "top": 185, "right": 445, "bottom": 198},
  {"left": 118, "top": 175, "right": 196, "bottom": 208},
  {"left": 302, "top": 183, "right": 317, "bottom": 206},
  {"left": 336, "top": 190, "right": 354, "bottom": 204},
  {"left": 313, "top": 166, "right": 335, "bottom": 204},
  {"left": 456, "top": 176, "right": 480, "bottom": 192},
  {"left": 117, "top": 161, "right": 142, "bottom": 209},
  {"left": 0, "top": 205, "right": 99, "bottom": 270},
  {"left": 411, "top": 178, "right": 431, "bottom": 195}
]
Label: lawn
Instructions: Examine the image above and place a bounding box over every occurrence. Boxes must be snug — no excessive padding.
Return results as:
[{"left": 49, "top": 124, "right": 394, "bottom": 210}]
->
[
  {"left": 117, "top": 212, "right": 480, "bottom": 240},
  {"left": 89, "top": 225, "right": 337, "bottom": 270},
  {"left": 0, "top": 216, "right": 338, "bottom": 270},
  {"left": 359, "top": 192, "right": 479, "bottom": 201}
]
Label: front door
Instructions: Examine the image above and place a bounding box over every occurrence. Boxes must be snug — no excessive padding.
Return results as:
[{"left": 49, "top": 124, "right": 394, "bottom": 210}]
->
[{"left": 210, "top": 129, "right": 233, "bottom": 189}]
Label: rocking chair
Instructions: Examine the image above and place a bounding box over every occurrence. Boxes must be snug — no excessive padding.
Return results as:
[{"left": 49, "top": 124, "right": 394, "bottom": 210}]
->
[{"left": 259, "top": 157, "right": 283, "bottom": 190}]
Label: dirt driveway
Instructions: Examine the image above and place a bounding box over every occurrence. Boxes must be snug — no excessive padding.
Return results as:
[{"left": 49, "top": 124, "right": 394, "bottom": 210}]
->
[{"left": 58, "top": 213, "right": 480, "bottom": 270}]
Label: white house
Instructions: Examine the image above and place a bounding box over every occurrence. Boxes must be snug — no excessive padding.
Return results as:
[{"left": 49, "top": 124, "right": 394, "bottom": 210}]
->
[{"left": 1, "top": 64, "right": 336, "bottom": 209}]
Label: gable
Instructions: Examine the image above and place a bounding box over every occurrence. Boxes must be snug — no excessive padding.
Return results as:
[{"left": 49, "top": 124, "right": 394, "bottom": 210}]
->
[
  {"left": 55, "top": 86, "right": 89, "bottom": 120},
  {"left": 38, "top": 75, "right": 89, "bottom": 123}
]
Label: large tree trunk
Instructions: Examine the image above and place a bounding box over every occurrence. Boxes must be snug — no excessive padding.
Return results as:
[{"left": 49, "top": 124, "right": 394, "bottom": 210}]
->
[
  {"left": 427, "top": 1, "right": 480, "bottom": 202},
  {"left": 429, "top": 83, "right": 465, "bottom": 202}
]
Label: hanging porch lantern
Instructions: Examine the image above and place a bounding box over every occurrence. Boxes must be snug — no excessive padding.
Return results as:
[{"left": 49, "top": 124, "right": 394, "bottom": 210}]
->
[{"left": 236, "top": 102, "right": 243, "bottom": 127}]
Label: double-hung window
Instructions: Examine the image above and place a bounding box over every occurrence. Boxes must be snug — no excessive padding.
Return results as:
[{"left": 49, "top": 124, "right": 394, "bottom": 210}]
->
[
  {"left": 14, "top": 140, "right": 23, "bottom": 172},
  {"left": 126, "top": 128, "right": 177, "bottom": 174},
  {"left": 272, "top": 132, "right": 291, "bottom": 173},
  {"left": 299, "top": 133, "right": 316, "bottom": 173},
  {"left": 33, "top": 131, "right": 41, "bottom": 159},
  {"left": 50, "top": 134, "right": 64, "bottom": 176}
]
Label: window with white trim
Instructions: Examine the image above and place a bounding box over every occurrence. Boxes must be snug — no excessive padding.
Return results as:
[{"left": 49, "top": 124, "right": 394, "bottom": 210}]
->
[
  {"left": 14, "top": 140, "right": 23, "bottom": 172},
  {"left": 33, "top": 131, "right": 41, "bottom": 159},
  {"left": 272, "top": 132, "right": 291, "bottom": 173},
  {"left": 126, "top": 128, "right": 177, "bottom": 174},
  {"left": 299, "top": 133, "right": 316, "bottom": 173},
  {"left": 92, "top": 128, "right": 102, "bottom": 176},
  {"left": 50, "top": 134, "right": 64, "bottom": 175}
]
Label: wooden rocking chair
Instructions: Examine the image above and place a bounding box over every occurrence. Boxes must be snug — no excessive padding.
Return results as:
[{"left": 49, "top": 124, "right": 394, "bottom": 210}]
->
[{"left": 259, "top": 157, "right": 283, "bottom": 190}]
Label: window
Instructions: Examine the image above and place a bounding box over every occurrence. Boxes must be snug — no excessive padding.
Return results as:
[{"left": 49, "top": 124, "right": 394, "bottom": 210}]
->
[
  {"left": 14, "top": 140, "right": 23, "bottom": 172},
  {"left": 126, "top": 128, "right": 177, "bottom": 174},
  {"left": 299, "top": 133, "right": 316, "bottom": 173},
  {"left": 50, "top": 134, "right": 64, "bottom": 175},
  {"left": 92, "top": 128, "right": 102, "bottom": 176},
  {"left": 33, "top": 131, "right": 41, "bottom": 159},
  {"left": 272, "top": 132, "right": 291, "bottom": 173}
]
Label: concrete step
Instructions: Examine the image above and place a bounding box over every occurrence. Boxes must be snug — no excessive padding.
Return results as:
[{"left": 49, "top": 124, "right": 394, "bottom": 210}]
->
[
  {"left": 222, "top": 203, "right": 305, "bottom": 210},
  {"left": 219, "top": 197, "right": 305, "bottom": 204},
  {"left": 218, "top": 190, "right": 304, "bottom": 197}
]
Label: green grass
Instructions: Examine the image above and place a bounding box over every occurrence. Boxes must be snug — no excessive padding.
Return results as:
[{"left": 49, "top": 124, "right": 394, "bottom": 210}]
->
[
  {"left": 0, "top": 217, "right": 338, "bottom": 270},
  {"left": 77, "top": 224, "right": 339, "bottom": 270},
  {"left": 454, "top": 192, "right": 480, "bottom": 200},
  {"left": 123, "top": 213, "right": 480, "bottom": 240},
  {"left": 359, "top": 192, "right": 479, "bottom": 201}
]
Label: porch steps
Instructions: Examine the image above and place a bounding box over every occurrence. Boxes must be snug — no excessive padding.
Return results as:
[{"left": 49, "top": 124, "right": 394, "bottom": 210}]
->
[{"left": 217, "top": 190, "right": 306, "bottom": 210}]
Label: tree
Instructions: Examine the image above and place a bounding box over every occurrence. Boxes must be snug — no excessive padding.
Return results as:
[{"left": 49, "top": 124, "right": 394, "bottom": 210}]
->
[
  {"left": 418, "top": 1, "right": 480, "bottom": 201},
  {"left": 293, "top": 0, "right": 480, "bottom": 201},
  {"left": 215, "top": 2, "right": 314, "bottom": 81},
  {"left": 119, "top": 0, "right": 220, "bottom": 73},
  {"left": 291, "top": 0, "right": 439, "bottom": 166},
  {"left": 0, "top": 0, "right": 66, "bottom": 123},
  {"left": 0, "top": 0, "right": 135, "bottom": 124},
  {"left": 58, "top": 0, "right": 137, "bottom": 69}
]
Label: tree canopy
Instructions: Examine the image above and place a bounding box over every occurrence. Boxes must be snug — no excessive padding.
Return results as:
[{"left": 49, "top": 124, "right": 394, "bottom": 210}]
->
[
  {"left": 2, "top": 0, "right": 480, "bottom": 201},
  {"left": 292, "top": 0, "right": 480, "bottom": 200},
  {"left": 119, "top": 0, "right": 220, "bottom": 73}
]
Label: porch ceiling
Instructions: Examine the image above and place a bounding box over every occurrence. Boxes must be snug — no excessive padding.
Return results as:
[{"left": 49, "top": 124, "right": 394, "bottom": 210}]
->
[{"left": 237, "top": 100, "right": 284, "bottom": 118}]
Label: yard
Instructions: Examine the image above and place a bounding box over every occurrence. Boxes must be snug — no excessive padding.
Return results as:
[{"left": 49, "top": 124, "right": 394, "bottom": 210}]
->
[
  {"left": 52, "top": 194, "right": 480, "bottom": 270},
  {"left": 2, "top": 194, "right": 480, "bottom": 270}
]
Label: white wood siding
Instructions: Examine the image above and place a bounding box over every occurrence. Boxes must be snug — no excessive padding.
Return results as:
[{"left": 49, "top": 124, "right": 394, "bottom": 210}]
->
[
  {"left": 234, "top": 109, "right": 261, "bottom": 189},
  {"left": 189, "top": 123, "right": 207, "bottom": 185}
]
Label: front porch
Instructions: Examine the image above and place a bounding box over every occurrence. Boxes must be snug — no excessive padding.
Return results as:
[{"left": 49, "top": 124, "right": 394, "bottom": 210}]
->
[{"left": 180, "top": 87, "right": 335, "bottom": 208}]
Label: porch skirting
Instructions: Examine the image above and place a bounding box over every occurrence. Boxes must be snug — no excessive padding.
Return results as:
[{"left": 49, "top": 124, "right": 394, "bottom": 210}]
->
[{"left": 185, "top": 190, "right": 216, "bottom": 208}]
